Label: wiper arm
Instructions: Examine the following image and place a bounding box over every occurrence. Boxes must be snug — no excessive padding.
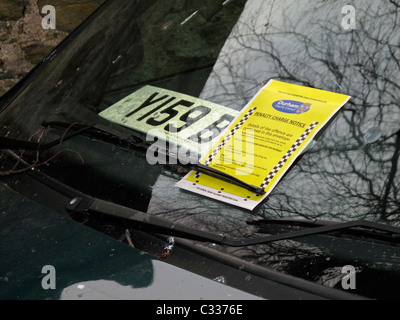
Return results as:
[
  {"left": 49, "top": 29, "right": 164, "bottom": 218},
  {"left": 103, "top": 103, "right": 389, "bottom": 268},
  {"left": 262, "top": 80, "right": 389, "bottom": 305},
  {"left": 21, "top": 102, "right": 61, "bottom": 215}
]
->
[
  {"left": 44, "top": 122, "right": 266, "bottom": 195},
  {"left": 41, "top": 121, "right": 146, "bottom": 150},
  {"left": 247, "top": 218, "right": 400, "bottom": 244},
  {"left": 66, "top": 196, "right": 400, "bottom": 247},
  {"left": 0, "top": 136, "right": 42, "bottom": 151},
  {"left": 192, "top": 163, "right": 266, "bottom": 195},
  {"left": 2, "top": 121, "right": 266, "bottom": 195},
  {"left": 0, "top": 125, "right": 91, "bottom": 151},
  {"left": 41, "top": 122, "right": 265, "bottom": 195},
  {"left": 0, "top": 122, "right": 133, "bottom": 151}
]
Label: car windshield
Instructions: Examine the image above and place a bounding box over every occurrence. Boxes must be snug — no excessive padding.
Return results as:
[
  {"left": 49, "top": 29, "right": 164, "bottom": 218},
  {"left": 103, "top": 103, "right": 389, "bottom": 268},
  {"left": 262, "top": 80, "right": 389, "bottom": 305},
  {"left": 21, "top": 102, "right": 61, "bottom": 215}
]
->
[{"left": 1, "top": 0, "right": 400, "bottom": 298}]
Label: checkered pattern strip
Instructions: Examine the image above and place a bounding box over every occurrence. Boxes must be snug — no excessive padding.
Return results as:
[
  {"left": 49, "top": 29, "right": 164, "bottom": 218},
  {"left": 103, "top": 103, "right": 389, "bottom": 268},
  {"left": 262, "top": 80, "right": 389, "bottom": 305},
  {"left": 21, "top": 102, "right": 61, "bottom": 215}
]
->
[
  {"left": 203, "top": 107, "right": 257, "bottom": 166},
  {"left": 260, "top": 121, "right": 319, "bottom": 189}
]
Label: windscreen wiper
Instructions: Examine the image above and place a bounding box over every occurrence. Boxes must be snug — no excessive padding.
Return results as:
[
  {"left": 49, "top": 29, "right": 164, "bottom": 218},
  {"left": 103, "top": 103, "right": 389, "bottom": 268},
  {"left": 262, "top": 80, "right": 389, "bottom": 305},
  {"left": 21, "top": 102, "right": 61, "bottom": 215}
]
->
[
  {"left": 41, "top": 121, "right": 146, "bottom": 150},
  {"left": 42, "top": 122, "right": 265, "bottom": 195},
  {"left": 0, "top": 122, "right": 146, "bottom": 152},
  {"left": 192, "top": 163, "right": 265, "bottom": 195},
  {"left": 66, "top": 196, "right": 400, "bottom": 247},
  {"left": 0, "top": 125, "right": 91, "bottom": 151},
  {"left": 2, "top": 121, "right": 266, "bottom": 195}
]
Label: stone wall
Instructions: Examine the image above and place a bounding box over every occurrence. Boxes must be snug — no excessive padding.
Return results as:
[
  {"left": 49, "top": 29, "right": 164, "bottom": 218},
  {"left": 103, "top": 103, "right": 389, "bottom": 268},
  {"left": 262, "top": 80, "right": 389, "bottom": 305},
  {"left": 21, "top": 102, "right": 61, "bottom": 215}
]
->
[{"left": 0, "top": 0, "right": 103, "bottom": 96}]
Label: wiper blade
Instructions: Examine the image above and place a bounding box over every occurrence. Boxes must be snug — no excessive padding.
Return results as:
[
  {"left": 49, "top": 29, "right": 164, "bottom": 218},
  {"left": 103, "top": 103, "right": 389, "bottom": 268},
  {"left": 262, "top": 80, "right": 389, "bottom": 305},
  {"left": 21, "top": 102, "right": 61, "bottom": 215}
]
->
[
  {"left": 41, "top": 121, "right": 146, "bottom": 150},
  {"left": 66, "top": 196, "right": 234, "bottom": 245},
  {"left": 0, "top": 125, "right": 91, "bottom": 151},
  {"left": 192, "top": 163, "right": 266, "bottom": 195},
  {"left": 0, "top": 122, "right": 133, "bottom": 151},
  {"left": 247, "top": 218, "right": 400, "bottom": 244},
  {"left": 66, "top": 196, "right": 400, "bottom": 247},
  {"left": 41, "top": 122, "right": 266, "bottom": 195},
  {"left": 0, "top": 136, "right": 42, "bottom": 151},
  {"left": 3, "top": 121, "right": 265, "bottom": 195}
]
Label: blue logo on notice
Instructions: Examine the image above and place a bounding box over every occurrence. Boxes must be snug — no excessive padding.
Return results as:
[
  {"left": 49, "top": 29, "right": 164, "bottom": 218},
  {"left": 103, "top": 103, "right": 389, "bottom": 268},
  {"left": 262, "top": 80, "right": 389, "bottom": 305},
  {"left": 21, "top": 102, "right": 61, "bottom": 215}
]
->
[{"left": 272, "top": 100, "right": 311, "bottom": 114}]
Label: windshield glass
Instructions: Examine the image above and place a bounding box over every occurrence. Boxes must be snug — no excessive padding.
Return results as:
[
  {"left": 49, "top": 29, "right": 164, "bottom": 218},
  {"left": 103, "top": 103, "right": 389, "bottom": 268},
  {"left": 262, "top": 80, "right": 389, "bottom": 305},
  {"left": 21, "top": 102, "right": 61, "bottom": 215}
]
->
[
  {"left": 2, "top": 0, "right": 399, "bottom": 224},
  {"left": 1, "top": 0, "right": 400, "bottom": 298}
]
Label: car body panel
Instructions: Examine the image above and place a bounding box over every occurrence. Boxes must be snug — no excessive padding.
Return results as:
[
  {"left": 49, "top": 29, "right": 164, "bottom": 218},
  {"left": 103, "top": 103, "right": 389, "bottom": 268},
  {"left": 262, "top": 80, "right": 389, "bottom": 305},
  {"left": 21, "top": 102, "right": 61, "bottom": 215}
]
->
[{"left": 0, "top": 183, "right": 260, "bottom": 300}]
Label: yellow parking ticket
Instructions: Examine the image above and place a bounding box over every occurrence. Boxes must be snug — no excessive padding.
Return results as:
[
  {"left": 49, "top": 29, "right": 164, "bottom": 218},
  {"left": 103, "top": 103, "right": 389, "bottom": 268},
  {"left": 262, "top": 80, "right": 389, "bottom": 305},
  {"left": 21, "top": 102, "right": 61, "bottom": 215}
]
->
[{"left": 176, "top": 80, "right": 351, "bottom": 210}]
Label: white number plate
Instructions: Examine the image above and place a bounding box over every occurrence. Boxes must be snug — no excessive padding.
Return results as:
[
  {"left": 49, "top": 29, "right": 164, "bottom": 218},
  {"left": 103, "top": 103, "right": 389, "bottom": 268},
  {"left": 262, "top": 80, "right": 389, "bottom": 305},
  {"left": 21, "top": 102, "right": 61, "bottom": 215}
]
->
[{"left": 99, "top": 85, "right": 238, "bottom": 156}]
